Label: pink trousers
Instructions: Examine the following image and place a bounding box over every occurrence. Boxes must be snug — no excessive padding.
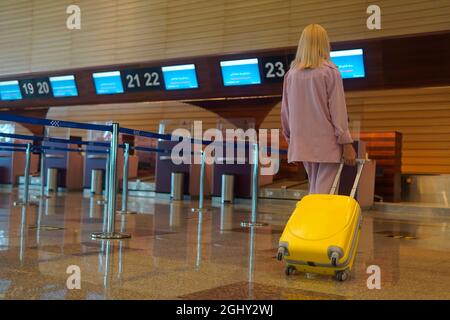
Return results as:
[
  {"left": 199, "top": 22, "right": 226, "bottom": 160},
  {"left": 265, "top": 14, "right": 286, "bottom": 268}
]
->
[{"left": 303, "top": 162, "right": 340, "bottom": 194}]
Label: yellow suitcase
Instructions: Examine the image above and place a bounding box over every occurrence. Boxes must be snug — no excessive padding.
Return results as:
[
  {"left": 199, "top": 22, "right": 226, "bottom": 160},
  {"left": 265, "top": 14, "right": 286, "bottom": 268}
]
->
[{"left": 277, "top": 160, "right": 366, "bottom": 281}]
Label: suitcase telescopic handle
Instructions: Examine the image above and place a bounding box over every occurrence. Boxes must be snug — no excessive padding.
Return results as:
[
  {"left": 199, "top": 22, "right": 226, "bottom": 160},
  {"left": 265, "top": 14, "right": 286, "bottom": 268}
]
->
[{"left": 330, "top": 159, "right": 368, "bottom": 198}]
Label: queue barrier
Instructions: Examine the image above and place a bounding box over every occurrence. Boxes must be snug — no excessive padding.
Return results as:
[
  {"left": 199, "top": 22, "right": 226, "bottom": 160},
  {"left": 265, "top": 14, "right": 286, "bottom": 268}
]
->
[
  {"left": 0, "top": 114, "right": 131, "bottom": 240},
  {"left": 0, "top": 145, "right": 37, "bottom": 205},
  {"left": 0, "top": 113, "right": 111, "bottom": 132},
  {"left": 0, "top": 131, "right": 110, "bottom": 147},
  {"left": 0, "top": 131, "right": 110, "bottom": 200},
  {"left": 13, "top": 143, "right": 32, "bottom": 206},
  {"left": 113, "top": 143, "right": 171, "bottom": 215},
  {"left": 0, "top": 131, "right": 155, "bottom": 203},
  {"left": 122, "top": 129, "right": 266, "bottom": 226},
  {"left": 0, "top": 143, "right": 37, "bottom": 206},
  {"left": 0, "top": 140, "right": 110, "bottom": 205},
  {"left": 38, "top": 145, "right": 109, "bottom": 197},
  {"left": 0, "top": 147, "right": 28, "bottom": 152},
  {"left": 0, "top": 142, "right": 28, "bottom": 148},
  {"left": 116, "top": 144, "right": 133, "bottom": 214},
  {"left": 0, "top": 113, "right": 289, "bottom": 238}
]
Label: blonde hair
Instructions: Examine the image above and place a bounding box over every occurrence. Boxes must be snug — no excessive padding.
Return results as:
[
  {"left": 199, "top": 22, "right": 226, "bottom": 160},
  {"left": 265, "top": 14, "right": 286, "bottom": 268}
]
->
[{"left": 291, "top": 24, "right": 331, "bottom": 69}]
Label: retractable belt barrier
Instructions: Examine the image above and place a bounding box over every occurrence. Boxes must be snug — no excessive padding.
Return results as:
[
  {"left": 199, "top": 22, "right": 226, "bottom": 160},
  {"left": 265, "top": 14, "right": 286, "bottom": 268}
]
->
[
  {"left": 0, "top": 114, "right": 131, "bottom": 240},
  {"left": 119, "top": 126, "right": 277, "bottom": 226},
  {"left": 0, "top": 114, "right": 112, "bottom": 132},
  {"left": 0, "top": 141, "right": 28, "bottom": 148},
  {"left": 0, "top": 132, "right": 110, "bottom": 147},
  {"left": 0, "top": 147, "right": 28, "bottom": 152},
  {"left": 0, "top": 113, "right": 289, "bottom": 238},
  {"left": 0, "top": 140, "right": 110, "bottom": 207},
  {"left": 0, "top": 132, "right": 111, "bottom": 203},
  {"left": 35, "top": 145, "right": 109, "bottom": 154}
]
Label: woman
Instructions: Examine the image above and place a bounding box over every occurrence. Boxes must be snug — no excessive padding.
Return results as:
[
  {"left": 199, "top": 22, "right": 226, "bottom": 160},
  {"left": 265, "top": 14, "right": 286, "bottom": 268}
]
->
[{"left": 281, "top": 24, "right": 356, "bottom": 194}]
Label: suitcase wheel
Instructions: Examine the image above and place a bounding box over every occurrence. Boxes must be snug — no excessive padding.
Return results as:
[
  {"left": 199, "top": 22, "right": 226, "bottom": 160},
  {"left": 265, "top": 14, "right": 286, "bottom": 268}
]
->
[
  {"left": 277, "top": 247, "right": 286, "bottom": 261},
  {"left": 285, "top": 265, "right": 296, "bottom": 276},
  {"left": 335, "top": 269, "right": 350, "bottom": 282},
  {"left": 331, "top": 256, "right": 338, "bottom": 267},
  {"left": 330, "top": 251, "right": 340, "bottom": 267},
  {"left": 277, "top": 251, "right": 283, "bottom": 261}
]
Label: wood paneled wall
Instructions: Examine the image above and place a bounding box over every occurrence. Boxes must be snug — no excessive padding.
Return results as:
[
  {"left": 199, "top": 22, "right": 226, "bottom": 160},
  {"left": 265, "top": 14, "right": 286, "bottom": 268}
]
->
[
  {"left": 359, "top": 132, "right": 402, "bottom": 202},
  {"left": 2, "top": 0, "right": 450, "bottom": 175},
  {"left": 263, "top": 86, "right": 450, "bottom": 174},
  {"left": 1, "top": 0, "right": 449, "bottom": 75}
]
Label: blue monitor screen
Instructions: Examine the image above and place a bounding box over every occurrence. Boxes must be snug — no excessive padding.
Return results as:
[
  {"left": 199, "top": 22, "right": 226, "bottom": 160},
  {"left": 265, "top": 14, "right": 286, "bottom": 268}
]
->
[
  {"left": 0, "top": 80, "right": 22, "bottom": 101},
  {"left": 50, "top": 75, "right": 78, "bottom": 97},
  {"left": 220, "top": 58, "right": 261, "bottom": 86},
  {"left": 330, "top": 49, "right": 365, "bottom": 79},
  {"left": 161, "top": 64, "right": 198, "bottom": 90},
  {"left": 93, "top": 71, "right": 124, "bottom": 95}
]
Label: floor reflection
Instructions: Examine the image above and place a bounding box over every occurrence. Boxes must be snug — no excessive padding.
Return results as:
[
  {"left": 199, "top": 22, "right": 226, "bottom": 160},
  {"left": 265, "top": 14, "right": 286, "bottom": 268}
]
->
[{"left": 0, "top": 190, "right": 448, "bottom": 299}]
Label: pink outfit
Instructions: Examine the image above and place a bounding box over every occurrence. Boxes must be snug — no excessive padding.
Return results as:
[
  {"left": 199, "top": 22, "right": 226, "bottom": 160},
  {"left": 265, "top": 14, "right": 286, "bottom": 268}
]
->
[
  {"left": 281, "top": 61, "right": 353, "bottom": 163},
  {"left": 281, "top": 60, "right": 353, "bottom": 194},
  {"left": 303, "top": 162, "right": 340, "bottom": 194}
]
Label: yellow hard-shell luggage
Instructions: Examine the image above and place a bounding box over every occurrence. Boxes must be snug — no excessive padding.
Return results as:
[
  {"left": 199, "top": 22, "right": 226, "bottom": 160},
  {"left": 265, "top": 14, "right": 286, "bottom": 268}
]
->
[{"left": 277, "top": 160, "right": 366, "bottom": 281}]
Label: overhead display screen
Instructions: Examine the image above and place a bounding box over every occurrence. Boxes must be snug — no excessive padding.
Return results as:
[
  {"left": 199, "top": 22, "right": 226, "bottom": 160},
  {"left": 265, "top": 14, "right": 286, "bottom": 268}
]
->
[
  {"left": 50, "top": 75, "right": 78, "bottom": 97},
  {"left": 161, "top": 64, "right": 198, "bottom": 90},
  {"left": 0, "top": 80, "right": 22, "bottom": 101},
  {"left": 93, "top": 71, "right": 124, "bottom": 95},
  {"left": 220, "top": 58, "right": 261, "bottom": 86},
  {"left": 330, "top": 49, "right": 365, "bottom": 79}
]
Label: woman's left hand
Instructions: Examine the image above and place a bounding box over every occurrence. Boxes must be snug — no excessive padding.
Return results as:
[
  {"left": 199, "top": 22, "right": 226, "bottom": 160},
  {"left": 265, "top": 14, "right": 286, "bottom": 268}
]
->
[{"left": 342, "top": 144, "right": 357, "bottom": 166}]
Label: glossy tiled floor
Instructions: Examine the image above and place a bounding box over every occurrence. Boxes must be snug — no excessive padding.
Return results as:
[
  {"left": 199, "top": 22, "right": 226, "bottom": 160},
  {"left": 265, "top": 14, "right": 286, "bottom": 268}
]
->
[{"left": 0, "top": 190, "right": 449, "bottom": 300}]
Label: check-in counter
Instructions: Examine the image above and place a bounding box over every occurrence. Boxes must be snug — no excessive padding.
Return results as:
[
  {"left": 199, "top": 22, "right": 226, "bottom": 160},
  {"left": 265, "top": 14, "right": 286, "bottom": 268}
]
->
[
  {"left": 155, "top": 140, "right": 190, "bottom": 196},
  {"left": 0, "top": 139, "right": 39, "bottom": 186},
  {"left": 43, "top": 141, "right": 83, "bottom": 190},
  {"left": 154, "top": 140, "right": 211, "bottom": 197},
  {"left": 209, "top": 119, "right": 274, "bottom": 199},
  {"left": 83, "top": 140, "right": 138, "bottom": 191},
  {"left": 212, "top": 157, "right": 252, "bottom": 198},
  {"left": 359, "top": 132, "right": 402, "bottom": 202},
  {"left": 135, "top": 135, "right": 157, "bottom": 174},
  {"left": 211, "top": 156, "right": 273, "bottom": 199},
  {"left": 83, "top": 145, "right": 109, "bottom": 190}
]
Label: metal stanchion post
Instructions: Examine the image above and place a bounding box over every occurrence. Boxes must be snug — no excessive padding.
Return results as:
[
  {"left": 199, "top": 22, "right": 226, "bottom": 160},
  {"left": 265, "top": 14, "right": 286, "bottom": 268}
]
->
[
  {"left": 19, "top": 205, "right": 27, "bottom": 265},
  {"left": 191, "top": 150, "right": 210, "bottom": 213},
  {"left": 158, "top": 122, "right": 165, "bottom": 140},
  {"left": 103, "top": 240, "right": 113, "bottom": 299},
  {"left": 241, "top": 142, "right": 267, "bottom": 228},
  {"left": 97, "top": 153, "right": 109, "bottom": 205},
  {"left": 36, "top": 199, "right": 43, "bottom": 244},
  {"left": 248, "top": 224, "right": 256, "bottom": 299},
  {"left": 105, "top": 153, "right": 109, "bottom": 200},
  {"left": 34, "top": 150, "right": 50, "bottom": 199},
  {"left": 251, "top": 142, "right": 259, "bottom": 224},
  {"left": 14, "top": 143, "right": 32, "bottom": 207},
  {"left": 117, "top": 143, "right": 135, "bottom": 214},
  {"left": 195, "top": 211, "right": 203, "bottom": 271},
  {"left": 118, "top": 240, "right": 124, "bottom": 281},
  {"left": 92, "top": 123, "right": 131, "bottom": 240}
]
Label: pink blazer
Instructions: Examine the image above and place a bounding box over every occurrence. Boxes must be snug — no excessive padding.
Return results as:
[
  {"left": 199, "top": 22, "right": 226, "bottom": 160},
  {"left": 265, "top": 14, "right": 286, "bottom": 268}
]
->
[{"left": 281, "top": 60, "right": 353, "bottom": 163}]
